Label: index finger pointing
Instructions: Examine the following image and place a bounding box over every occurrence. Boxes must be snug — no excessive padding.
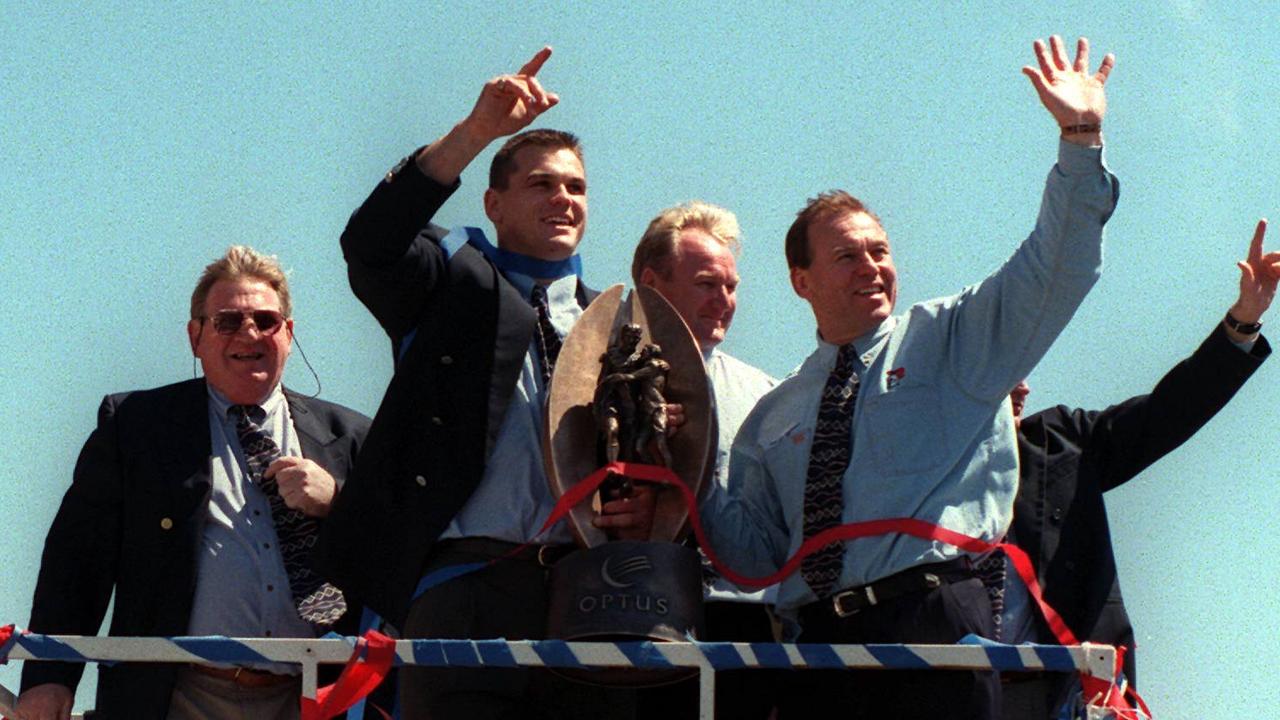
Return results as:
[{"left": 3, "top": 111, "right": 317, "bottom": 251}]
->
[
  {"left": 1250, "top": 218, "right": 1268, "bottom": 263},
  {"left": 517, "top": 46, "right": 553, "bottom": 77}
]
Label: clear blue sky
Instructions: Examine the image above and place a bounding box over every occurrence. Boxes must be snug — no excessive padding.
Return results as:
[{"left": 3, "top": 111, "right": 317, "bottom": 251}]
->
[{"left": 3, "top": 3, "right": 1277, "bottom": 717}]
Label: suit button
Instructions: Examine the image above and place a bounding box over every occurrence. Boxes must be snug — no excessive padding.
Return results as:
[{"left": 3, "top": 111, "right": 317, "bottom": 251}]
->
[
  {"left": 431, "top": 416, "right": 443, "bottom": 426},
  {"left": 159, "top": 517, "right": 173, "bottom": 530},
  {"left": 415, "top": 475, "right": 427, "bottom": 487},
  {"left": 439, "top": 355, "right": 453, "bottom": 365},
  {"left": 1050, "top": 507, "right": 1064, "bottom": 523}
]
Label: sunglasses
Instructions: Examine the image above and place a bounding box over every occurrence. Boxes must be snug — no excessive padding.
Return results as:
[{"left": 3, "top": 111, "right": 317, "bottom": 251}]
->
[{"left": 203, "top": 309, "right": 287, "bottom": 336}]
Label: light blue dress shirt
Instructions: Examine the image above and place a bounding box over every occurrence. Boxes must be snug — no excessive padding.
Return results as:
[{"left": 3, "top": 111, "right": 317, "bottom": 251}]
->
[
  {"left": 704, "top": 141, "right": 1119, "bottom": 634},
  {"left": 189, "top": 384, "right": 313, "bottom": 672},
  {"left": 704, "top": 348, "right": 779, "bottom": 604},
  {"left": 439, "top": 270, "right": 581, "bottom": 545}
]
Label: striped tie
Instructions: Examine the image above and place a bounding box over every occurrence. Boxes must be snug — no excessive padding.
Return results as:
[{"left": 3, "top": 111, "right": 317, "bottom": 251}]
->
[
  {"left": 229, "top": 404, "right": 347, "bottom": 628},
  {"left": 530, "top": 284, "right": 563, "bottom": 387},
  {"left": 800, "top": 343, "right": 859, "bottom": 599}
]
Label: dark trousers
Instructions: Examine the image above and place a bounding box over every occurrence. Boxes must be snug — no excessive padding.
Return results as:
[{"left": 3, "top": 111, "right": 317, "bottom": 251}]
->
[
  {"left": 635, "top": 600, "right": 779, "bottom": 719},
  {"left": 780, "top": 573, "right": 999, "bottom": 720},
  {"left": 999, "top": 675, "right": 1065, "bottom": 719},
  {"left": 399, "top": 540, "right": 636, "bottom": 720}
]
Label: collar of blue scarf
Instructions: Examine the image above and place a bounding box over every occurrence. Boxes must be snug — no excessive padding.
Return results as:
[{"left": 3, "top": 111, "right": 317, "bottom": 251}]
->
[{"left": 447, "top": 226, "right": 582, "bottom": 279}]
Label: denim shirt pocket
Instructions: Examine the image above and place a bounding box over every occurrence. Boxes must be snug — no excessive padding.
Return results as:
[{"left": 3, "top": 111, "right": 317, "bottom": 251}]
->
[
  {"left": 862, "top": 386, "right": 948, "bottom": 477},
  {"left": 758, "top": 420, "right": 809, "bottom": 502}
]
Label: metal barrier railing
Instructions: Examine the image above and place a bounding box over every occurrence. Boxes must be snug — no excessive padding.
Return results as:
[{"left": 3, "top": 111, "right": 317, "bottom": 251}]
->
[{"left": 0, "top": 632, "right": 1118, "bottom": 720}]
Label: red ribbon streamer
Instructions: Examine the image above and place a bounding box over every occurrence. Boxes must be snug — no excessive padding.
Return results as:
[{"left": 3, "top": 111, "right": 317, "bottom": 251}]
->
[
  {"left": 562, "top": 462, "right": 1081, "bottom": 643},
  {"left": 0, "top": 623, "right": 14, "bottom": 663},
  {"left": 298, "top": 458, "right": 1149, "bottom": 718},
  {"left": 559, "top": 461, "right": 1149, "bottom": 716},
  {"left": 301, "top": 629, "right": 395, "bottom": 720}
]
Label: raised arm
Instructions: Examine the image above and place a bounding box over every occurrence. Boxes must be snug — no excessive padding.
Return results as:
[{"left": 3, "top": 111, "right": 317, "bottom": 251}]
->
[
  {"left": 416, "top": 46, "right": 559, "bottom": 184},
  {"left": 1057, "top": 221, "right": 1276, "bottom": 491},
  {"left": 938, "top": 36, "right": 1119, "bottom": 400},
  {"left": 1022, "top": 35, "right": 1114, "bottom": 146},
  {"left": 341, "top": 47, "right": 559, "bottom": 338}
]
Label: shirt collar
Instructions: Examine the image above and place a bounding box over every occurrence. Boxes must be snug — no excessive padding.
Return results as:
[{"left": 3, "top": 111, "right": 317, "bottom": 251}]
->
[
  {"left": 208, "top": 382, "right": 286, "bottom": 419},
  {"left": 505, "top": 270, "right": 580, "bottom": 309},
  {"left": 813, "top": 316, "right": 896, "bottom": 369}
]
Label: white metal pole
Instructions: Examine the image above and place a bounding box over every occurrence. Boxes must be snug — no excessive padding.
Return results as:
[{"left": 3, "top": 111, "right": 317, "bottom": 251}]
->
[{"left": 698, "top": 662, "right": 716, "bottom": 720}]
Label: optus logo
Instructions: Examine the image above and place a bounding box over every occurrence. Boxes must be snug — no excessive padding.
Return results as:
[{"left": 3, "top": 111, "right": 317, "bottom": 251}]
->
[{"left": 600, "top": 554, "right": 654, "bottom": 589}]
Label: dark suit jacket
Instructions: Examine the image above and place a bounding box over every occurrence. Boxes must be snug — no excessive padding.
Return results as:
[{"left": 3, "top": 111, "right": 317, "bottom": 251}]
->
[
  {"left": 21, "top": 378, "right": 370, "bottom": 719},
  {"left": 318, "top": 161, "right": 595, "bottom": 626},
  {"left": 1014, "top": 324, "right": 1268, "bottom": 685}
]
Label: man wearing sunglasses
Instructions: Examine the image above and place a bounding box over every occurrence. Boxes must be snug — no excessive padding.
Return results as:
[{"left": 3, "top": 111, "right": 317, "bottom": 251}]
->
[
  {"left": 17, "top": 246, "right": 369, "bottom": 720},
  {"left": 318, "top": 46, "right": 647, "bottom": 719}
]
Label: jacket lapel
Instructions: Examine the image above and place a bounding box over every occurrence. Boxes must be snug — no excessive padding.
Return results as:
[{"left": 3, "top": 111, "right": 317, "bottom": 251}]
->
[{"left": 285, "top": 390, "right": 346, "bottom": 487}]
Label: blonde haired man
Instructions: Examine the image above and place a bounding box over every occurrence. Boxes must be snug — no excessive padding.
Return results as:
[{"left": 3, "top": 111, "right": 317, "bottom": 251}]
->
[{"left": 633, "top": 201, "right": 779, "bottom": 719}]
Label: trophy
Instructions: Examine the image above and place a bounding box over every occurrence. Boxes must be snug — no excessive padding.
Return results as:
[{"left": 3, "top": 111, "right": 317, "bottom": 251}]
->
[{"left": 543, "top": 285, "right": 715, "bottom": 684}]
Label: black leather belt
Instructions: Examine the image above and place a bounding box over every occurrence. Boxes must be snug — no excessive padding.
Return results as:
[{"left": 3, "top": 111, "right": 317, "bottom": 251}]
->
[
  {"left": 802, "top": 558, "right": 974, "bottom": 622},
  {"left": 433, "top": 537, "right": 576, "bottom": 568},
  {"left": 188, "top": 664, "right": 298, "bottom": 688}
]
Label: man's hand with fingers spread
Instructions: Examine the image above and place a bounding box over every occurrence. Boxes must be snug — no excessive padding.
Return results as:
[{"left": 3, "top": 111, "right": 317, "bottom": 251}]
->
[{"left": 1022, "top": 35, "right": 1115, "bottom": 145}]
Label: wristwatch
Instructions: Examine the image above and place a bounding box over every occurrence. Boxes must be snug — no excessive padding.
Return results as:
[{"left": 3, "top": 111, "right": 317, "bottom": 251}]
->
[{"left": 1224, "top": 311, "right": 1263, "bottom": 335}]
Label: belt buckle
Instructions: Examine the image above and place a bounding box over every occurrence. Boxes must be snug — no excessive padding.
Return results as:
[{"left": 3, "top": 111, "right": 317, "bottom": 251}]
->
[
  {"left": 537, "top": 545, "right": 558, "bottom": 567},
  {"left": 831, "top": 585, "right": 878, "bottom": 618}
]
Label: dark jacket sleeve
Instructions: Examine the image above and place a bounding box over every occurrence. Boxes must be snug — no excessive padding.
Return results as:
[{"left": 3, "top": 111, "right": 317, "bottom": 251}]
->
[
  {"left": 340, "top": 158, "right": 463, "bottom": 342},
  {"left": 1074, "top": 324, "right": 1269, "bottom": 492},
  {"left": 21, "top": 396, "right": 126, "bottom": 693}
]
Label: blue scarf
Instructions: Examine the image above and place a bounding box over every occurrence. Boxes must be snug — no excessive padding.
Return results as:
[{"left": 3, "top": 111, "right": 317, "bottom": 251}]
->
[{"left": 454, "top": 226, "right": 582, "bottom": 279}]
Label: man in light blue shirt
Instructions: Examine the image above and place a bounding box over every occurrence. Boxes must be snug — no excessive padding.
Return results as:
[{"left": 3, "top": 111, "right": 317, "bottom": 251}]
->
[
  {"left": 631, "top": 201, "right": 779, "bottom": 719},
  {"left": 703, "top": 36, "right": 1120, "bottom": 719}
]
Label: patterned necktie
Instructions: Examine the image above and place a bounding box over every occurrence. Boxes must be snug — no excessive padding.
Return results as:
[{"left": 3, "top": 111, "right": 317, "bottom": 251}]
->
[
  {"left": 801, "top": 343, "right": 860, "bottom": 599},
  {"left": 229, "top": 404, "right": 347, "bottom": 628},
  {"left": 530, "top": 284, "right": 563, "bottom": 387}
]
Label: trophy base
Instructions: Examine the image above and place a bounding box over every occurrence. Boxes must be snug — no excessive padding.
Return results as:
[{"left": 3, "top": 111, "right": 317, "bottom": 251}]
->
[{"left": 546, "top": 541, "right": 705, "bottom": 686}]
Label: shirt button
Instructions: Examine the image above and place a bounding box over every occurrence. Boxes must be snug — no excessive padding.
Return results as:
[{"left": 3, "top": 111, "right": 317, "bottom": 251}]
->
[
  {"left": 267, "top": 584, "right": 274, "bottom": 592},
  {"left": 430, "top": 416, "right": 443, "bottom": 426},
  {"left": 415, "top": 475, "right": 427, "bottom": 487},
  {"left": 159, "top": 517, "right": 173, "bottom": 530},
  {"left": 265, "top": 630, "right": 273, "bottom": 637},
  {"left": 264, "top": 542, "right": 271, "bottom": 549},
  {"left": 439, "top": 355, "right": 453, "bottom": 365}
]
